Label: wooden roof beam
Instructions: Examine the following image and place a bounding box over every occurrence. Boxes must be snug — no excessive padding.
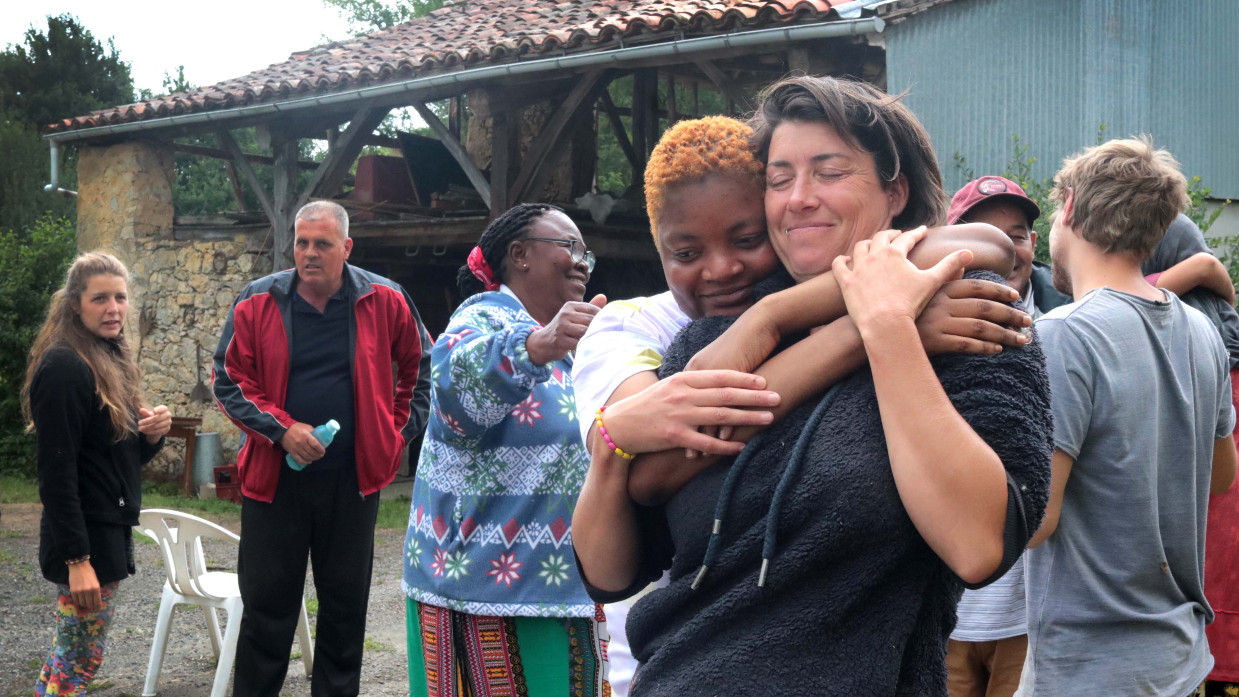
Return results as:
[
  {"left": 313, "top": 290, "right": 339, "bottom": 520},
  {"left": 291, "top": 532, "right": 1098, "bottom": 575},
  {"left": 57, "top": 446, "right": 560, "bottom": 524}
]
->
[
  {"left": 412, "top": 101, "right": 492, "bottom": 209},
  {"left": 694, "top": 60, "right": 754, "bottom": 113},
  {"left": 215, "top": 129, "right": 277, "bottom": 224},
  {"left": 294, "top": 106, "right": 391, "bottom": 211},
  {"left": 599, "top": 90, "right": 640, "bottom": 171},
  {"left": 510, "top": 70, "right": 609, "bottom": 203}
]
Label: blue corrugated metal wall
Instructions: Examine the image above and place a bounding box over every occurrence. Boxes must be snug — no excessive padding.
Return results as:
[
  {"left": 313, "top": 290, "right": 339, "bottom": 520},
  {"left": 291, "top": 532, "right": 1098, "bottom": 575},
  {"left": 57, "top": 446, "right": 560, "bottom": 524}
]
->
[{"left": 886, "top": 0, "right": 1239, "bottom": 200}]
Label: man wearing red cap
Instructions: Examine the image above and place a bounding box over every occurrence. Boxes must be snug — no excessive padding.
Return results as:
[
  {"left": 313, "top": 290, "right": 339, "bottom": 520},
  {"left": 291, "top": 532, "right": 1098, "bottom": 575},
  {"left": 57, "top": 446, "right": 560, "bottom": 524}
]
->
[
  {"left": 942, "top": 176, "right": 1069, "bottom": 697},
  {"left": 948, "top": 176, "right": 1071, "bottom": 321}
]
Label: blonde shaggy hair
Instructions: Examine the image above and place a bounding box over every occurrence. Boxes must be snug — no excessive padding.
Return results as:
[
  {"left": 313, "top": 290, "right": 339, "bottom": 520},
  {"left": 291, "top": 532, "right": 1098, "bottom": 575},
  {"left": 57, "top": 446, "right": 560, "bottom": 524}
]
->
[
  {"left": 644, "top": 116, "right": 765, "bottom": 246},
  {"left": 1050, "top": 136, "right": 1189, "bottom": 260},
  {"left": 21, "top": 252, "right": 145, "bottom": 440}
]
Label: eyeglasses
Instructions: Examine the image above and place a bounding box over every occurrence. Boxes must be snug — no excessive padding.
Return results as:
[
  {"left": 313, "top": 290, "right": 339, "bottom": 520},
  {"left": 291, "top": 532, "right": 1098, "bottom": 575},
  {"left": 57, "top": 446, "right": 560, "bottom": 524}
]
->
[{"left": 523, "top": 237, "right": 596, "bottom": 273}]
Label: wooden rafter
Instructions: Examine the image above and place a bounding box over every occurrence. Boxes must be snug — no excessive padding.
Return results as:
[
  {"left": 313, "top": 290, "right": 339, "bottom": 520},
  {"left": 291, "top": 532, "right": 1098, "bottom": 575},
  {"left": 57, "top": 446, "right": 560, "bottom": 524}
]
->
[
  {"left": 224, "top": 161, "right": 247, "bottom": 211},
  {"left": 215, "top": 130, "right": 276, "bottom": 223},
  {"left": 293, "top": 106, "right": 390, "bottom": 212},
  {"left": 599, "top": 90, "right": 640, "bottom": 171},
  {"left": 509, "top": 71, "right": 606, "bottom": 203},
  {"left": 694, "top": 60, "right": 752, "bottom": 112},
  {"left": 166, "top": 141, "right": 320, "bottom": 170},
  {"left": 412, "top": 102, "right": 492, "bottom": 208}
]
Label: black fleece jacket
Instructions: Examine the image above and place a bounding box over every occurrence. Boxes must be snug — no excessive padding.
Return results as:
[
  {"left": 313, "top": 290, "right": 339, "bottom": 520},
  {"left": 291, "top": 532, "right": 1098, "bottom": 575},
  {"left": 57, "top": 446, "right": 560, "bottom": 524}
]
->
[
  {"left": 33, "top": 344, "right": 163, "bottom": 585},
  {"left": 592, "top": 271, "right": 1053, "bottom": 697}
]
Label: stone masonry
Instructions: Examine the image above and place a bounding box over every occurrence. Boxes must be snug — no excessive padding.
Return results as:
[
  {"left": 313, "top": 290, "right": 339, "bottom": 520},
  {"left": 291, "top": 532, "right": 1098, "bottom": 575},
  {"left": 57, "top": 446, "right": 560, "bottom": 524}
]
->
[{"left": 77, "top": 142, "right": 271, "bottom": 477}]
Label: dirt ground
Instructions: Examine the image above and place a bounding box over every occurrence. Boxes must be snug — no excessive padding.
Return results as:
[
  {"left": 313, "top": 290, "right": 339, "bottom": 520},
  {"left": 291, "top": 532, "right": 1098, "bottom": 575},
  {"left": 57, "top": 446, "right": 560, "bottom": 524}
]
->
[{"left": 0, "top": 502, "right": 412, "bottom": 697}]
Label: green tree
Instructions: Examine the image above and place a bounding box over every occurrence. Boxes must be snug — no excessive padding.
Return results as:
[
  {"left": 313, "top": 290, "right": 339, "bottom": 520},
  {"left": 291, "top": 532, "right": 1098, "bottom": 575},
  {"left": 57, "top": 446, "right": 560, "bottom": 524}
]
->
[
  {"left": 0, "top": 14, "right": 134, "bottom": 234},
  {"left": 323, "top": 0, "right": 445, "bottom": 34},
  {"left": 952, "top": 127, "right": 1223, "bottom": 266},
  {"left": 0, "top": 15, "right": 137, "bottom": 473},
  {"left": 0, "top": 215, "right": 77, "bottom": 475},
  {"left": 0, "top": 14, "right": 134, "bottom": 130},
  {"left": 0, "top": 116, "right": 74, "bottom": 235},
  {"left": 156, "top": 67, "right": 324, "bottom": 217}
]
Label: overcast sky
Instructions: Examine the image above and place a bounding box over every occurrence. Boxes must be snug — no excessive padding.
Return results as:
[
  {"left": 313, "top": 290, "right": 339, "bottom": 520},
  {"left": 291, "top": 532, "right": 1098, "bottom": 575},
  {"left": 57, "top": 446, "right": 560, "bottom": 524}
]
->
[{"left": 5, "top": 1, "right": 353, "bottom": 96}]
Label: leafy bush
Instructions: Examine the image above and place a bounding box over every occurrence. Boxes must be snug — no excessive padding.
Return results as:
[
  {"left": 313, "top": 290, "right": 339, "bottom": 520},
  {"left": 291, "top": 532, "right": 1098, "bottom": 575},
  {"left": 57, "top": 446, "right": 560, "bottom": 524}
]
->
[
  {"left": 0, "top": 214, "right": 77, "bottom": 476},
  {"left": 954, "top": 127, "right": 1226, "bottom": 267}
]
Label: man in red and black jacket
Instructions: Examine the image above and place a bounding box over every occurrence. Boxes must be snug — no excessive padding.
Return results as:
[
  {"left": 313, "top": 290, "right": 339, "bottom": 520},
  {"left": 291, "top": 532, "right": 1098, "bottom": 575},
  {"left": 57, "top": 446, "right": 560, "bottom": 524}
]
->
[{"left": 212, "top": 200, "right": 430, "bottom": 697}]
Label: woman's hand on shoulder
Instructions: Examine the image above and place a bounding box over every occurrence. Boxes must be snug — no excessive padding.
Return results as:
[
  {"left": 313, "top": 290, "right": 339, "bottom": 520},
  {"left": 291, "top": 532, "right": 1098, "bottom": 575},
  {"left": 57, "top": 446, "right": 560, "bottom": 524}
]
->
[
  {"left": 526, "top": 294, "right": 606, "bottom": 365},
  {"left": 918, "top": 278, "right": 1031, "bottom": 355},
  {"left": 138, "top": 405, "right": 172, "bottom": 444},
  {"left": 599, "top": 371, "right": 780, "bottom": 457},
  {"left": 834, "top": 226, "right": 971, "bottom": 338}
]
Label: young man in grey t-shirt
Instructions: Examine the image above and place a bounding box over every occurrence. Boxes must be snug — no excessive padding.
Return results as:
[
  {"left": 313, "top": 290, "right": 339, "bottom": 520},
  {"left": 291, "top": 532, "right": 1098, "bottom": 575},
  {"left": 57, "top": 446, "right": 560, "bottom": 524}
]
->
[{"left": 1017, "top": 137, "right": 1237, "bottom": 697}]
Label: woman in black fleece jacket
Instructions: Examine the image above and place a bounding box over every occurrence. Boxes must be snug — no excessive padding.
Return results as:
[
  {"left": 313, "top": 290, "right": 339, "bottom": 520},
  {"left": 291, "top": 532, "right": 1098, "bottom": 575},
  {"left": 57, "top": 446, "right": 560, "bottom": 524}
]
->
[
  {"left": 573, "top": 76, "right": 1052, "bottom": 696},
  {"left": 22, "top": 252, "right": 169, "bottom": 696}
]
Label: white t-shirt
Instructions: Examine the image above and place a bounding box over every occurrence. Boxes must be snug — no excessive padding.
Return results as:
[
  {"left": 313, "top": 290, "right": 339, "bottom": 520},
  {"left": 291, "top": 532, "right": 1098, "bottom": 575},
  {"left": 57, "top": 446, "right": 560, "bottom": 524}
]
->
[{"left": 572, "top": 291, "right": 691, "bottom": 445}]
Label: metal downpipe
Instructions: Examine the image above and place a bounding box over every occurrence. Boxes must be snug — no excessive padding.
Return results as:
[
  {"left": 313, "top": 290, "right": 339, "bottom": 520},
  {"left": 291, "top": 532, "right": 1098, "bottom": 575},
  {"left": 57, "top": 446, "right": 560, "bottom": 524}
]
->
[{"left": 43, "top": 140, "right": 77, "bottom": 198}]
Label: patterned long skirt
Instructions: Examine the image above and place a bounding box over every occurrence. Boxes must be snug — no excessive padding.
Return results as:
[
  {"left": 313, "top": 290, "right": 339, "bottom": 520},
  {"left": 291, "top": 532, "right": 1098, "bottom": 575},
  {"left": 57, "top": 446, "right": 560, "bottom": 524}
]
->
[
  {"left": 407, "top": 599, "right": 610, "bottom": 697},
  {"left": 35, "top": 582, "right": 119, "bottom": 696}
]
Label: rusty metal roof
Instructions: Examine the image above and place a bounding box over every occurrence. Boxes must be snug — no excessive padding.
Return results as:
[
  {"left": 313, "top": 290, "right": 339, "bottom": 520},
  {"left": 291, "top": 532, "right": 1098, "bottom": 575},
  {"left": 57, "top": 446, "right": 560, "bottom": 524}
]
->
[{"left": 49, "top": 1, "right": 856, "bottom": 134}]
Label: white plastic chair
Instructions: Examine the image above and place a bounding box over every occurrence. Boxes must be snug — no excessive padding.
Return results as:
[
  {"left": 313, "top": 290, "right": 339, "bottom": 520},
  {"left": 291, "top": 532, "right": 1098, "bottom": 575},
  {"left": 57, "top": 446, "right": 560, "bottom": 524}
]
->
[{"left": 135, "top": 508, "right": 314, "bottom": 697}]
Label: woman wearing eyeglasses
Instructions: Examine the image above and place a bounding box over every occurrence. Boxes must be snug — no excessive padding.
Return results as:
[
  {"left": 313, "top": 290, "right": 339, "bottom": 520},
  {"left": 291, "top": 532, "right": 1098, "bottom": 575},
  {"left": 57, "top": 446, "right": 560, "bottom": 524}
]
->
[{"left": 402, "top": 203, "right": 611, "bottom": 697}]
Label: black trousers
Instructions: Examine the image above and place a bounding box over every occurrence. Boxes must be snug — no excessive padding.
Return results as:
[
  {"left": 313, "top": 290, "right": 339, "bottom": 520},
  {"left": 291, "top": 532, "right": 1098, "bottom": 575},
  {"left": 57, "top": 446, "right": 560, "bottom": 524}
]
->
[{"left": 233, "top": 465, "right": 380, "bottom": 697}]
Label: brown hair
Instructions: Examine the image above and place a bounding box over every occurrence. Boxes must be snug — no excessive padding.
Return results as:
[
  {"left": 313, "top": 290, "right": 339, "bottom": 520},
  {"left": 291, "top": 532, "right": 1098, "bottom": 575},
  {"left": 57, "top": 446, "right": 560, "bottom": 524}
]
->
[
  {"left": 645, "top": 116, "right": 765, "bottom": 246},
  {"left": 21, "top": 252, "right": 144, "bottom": 440},
  {"left": 749, "top": 75, "right": 947, "bottom": 229},
  {"left": 1050, "top": 136, "right": 1189, "bottom": 260}
]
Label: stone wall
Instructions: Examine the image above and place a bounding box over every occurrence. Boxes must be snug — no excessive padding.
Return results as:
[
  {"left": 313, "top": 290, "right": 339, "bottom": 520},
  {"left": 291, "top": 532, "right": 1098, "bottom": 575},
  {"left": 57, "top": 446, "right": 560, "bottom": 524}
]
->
[{"left": 77, "top": 142, "right": 271, "bottom": 477}]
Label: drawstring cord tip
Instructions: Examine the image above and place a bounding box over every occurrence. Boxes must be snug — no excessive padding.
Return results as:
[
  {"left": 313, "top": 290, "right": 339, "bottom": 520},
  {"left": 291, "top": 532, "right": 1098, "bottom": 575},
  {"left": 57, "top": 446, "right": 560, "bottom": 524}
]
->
[
  {"left": 757, "top": 558, "right": 770, "bottom": 587},
  {"left": 692, "top": 565, "right": 709, "bottom": 590}
]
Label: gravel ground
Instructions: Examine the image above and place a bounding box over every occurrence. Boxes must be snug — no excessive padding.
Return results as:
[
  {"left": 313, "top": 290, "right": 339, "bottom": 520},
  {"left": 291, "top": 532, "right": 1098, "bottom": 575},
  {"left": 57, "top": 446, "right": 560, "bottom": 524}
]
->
[{"left": 0, "top": 502, "right": 412, "bottom": 697}]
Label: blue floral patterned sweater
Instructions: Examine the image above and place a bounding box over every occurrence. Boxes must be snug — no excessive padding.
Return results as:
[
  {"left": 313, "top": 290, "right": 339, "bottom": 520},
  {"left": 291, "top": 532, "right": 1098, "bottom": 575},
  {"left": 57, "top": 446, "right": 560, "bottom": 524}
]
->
[{"left": 402, "top": 287, "right": 594, "bottom": 617}]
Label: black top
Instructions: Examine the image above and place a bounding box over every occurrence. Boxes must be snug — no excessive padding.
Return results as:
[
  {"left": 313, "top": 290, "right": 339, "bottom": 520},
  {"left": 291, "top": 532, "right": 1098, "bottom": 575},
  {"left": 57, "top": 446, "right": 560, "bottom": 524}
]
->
[
  {"left": 1142, "top": 213, "right": 1239, "bottom": 369},
  {"left": 33, "top": 343, "right": 163, "bottom": 585},
  {"left": 581, "top": 271, "right": 1053, "bottom": 697},
  {"left": 284, "top": 284, "right": 356, "bottom": 470}
]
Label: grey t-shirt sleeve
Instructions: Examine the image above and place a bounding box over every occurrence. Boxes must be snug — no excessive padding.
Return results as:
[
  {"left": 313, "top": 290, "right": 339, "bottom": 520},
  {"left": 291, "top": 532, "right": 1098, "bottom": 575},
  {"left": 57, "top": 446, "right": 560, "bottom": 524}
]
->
[
  {"left": 1038, "top": 317, "right": 1095, "bottom": 459},
  {"left": 1217, "top": 345, "right": 1236, "bottom": 439}
]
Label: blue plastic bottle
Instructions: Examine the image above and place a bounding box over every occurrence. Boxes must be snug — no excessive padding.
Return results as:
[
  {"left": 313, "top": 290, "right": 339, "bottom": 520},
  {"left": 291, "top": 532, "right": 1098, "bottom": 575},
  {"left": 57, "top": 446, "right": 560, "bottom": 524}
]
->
[{"left": 286, "top": 419, "right": 340, "bottom": 471}]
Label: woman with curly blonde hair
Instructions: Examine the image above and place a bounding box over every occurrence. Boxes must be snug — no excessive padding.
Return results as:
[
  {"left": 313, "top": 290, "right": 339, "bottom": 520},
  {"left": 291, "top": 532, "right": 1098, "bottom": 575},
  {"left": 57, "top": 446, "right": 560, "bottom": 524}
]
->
[{"left": 23, "top": 252, "right": 170, "bottom": 696}]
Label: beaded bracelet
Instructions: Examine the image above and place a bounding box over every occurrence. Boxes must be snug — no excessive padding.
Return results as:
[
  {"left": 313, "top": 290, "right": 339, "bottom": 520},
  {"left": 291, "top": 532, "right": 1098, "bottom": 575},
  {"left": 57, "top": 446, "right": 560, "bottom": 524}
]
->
[
  {"left": 594, "top": 406, "right": 636, "bottom": 461},
  {"left": 65, "top": 554, "right": 91, "bottom": 566}
]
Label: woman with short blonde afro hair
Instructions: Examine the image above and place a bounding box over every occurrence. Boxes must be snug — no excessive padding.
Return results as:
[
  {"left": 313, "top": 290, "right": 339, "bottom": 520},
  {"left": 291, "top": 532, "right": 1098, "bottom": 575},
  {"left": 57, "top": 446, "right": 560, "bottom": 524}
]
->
[{"left": 644, "top": 115, "right": 765, "bottom": 245}]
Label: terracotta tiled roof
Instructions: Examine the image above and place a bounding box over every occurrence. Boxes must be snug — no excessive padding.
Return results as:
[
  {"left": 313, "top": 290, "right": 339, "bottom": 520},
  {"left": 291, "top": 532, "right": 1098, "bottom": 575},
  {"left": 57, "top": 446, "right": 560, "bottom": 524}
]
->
[{"left": 49, "top": 0, "right": 857, "bottom": 134}]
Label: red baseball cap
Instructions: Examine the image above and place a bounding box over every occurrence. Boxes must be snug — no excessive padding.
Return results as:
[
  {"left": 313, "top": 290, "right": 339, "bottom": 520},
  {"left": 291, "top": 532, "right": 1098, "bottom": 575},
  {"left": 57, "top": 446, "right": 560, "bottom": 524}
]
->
[{"left": 947, "top": 176, "right": 1042, "bottom": 226}]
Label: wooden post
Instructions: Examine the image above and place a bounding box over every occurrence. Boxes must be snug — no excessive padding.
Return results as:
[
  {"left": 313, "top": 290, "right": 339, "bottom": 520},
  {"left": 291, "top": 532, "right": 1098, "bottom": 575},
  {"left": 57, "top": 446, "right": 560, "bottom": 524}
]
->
[
  {"left": 667, "top": 73, "right": 678, "bottom": 125},
  {"left": 489, "top": 94, "right": 518, "bottom": 216},
  {"left": 570, "top": 109, "right": 597, "bottom": 198},
  {"left": 692, "top": 80, "right": 699, "bottom": 118},
  {"left": 449, "top": 95, "right": 462, "bottom": 141},
  {"left": 631, "top": 68, "right": 658, "bottom": 186},
  {"left": 271, "top": 134, "right": 300, "bottom": 270},
  {"left": 788, "top": 47, "right": 811, "bottom": 75},
  {"left": 599, "top": 90, "right": 640, "bottom": 172}
]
